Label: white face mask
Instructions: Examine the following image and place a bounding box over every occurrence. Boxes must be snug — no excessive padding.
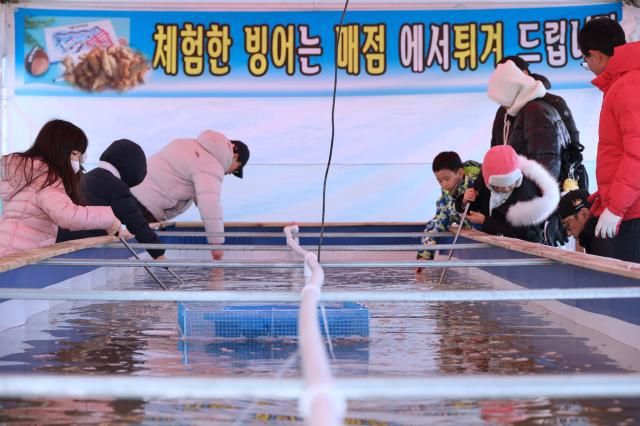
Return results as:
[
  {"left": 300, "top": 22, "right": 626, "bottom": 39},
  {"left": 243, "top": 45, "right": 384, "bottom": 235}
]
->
[{"left": 71, "top": 159, "right": 81, "bottom": 174}]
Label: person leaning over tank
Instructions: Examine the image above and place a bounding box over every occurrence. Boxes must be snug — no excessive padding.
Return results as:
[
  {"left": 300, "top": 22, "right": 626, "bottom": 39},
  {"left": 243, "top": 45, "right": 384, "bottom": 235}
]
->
[
  {"left": 416, "top": 151, "right": 481, "bottom": 274},
  {"left": 0, "top": 119, "right": 120, "bottom": 256},
  {"left": 57, "top": 139, "right": 166, "bottom": 260},
  {"left": 456, "top": 145, "right": 559, "bottom": 244},
  {"left": 558, "top": 189, "right": 614, "bottom": 258},
  {"left": 131, "top": 130, "right": 249, "bottom": 260}
]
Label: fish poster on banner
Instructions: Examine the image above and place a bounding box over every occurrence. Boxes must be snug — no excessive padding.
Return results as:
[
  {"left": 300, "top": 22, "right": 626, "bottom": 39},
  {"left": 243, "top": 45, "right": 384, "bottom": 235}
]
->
[{"left": 13, "top": 3, "right": 621, "bottom": 97}]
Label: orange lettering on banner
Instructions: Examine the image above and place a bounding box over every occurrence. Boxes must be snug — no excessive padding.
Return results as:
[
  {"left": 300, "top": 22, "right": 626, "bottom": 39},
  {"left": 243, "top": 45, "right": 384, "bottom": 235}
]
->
[
  {"left": 244, "top": 25, "right": 270, "bottom": 76},
  {"left": 206, "top": 23, "right": 233, "bottom": 75},
  {"left": 335, "top": 24, "right": 360, "bottom": 75},
  {"left": 152, "top": 24, "right": 179, "bottom": 75},
  {"left": 480, "top": 22, "right": 503, "bottom": 65},
  {"left": 180, "top": 23, "right": 205, "bottom": 76},
  {"left": 271, "top": 24, "right": 296, "bottom": 75},
  {"left": 362, "top": 24, "right": 386, "bottom": 75},
  {"left": 452, "top": 23, "right": 477, "bottom": 70}
]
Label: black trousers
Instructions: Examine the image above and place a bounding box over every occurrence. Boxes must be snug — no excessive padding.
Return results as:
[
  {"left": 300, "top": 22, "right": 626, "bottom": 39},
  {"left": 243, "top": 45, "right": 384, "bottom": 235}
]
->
[{"left": 613, "top": 218, "right": 640, "bottom": 263}]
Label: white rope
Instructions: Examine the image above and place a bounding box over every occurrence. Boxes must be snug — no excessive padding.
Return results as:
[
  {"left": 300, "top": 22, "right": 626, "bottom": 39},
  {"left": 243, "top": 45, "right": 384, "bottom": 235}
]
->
[
  {"left": 320, "top": 304, "right": 336, "bottom": 359},
  {"left": 3, "top": 287, "right": 640, "bottom": 303},
  {"left": 284, "top": 225, "right": 344, "bottom": 426},
  {"left": 1, "top": 374, "right": 639, "bottom": 400}
]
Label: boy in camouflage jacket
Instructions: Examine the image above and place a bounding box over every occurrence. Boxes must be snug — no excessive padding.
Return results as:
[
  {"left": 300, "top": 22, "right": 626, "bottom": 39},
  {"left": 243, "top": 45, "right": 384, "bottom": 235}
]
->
[{"left": 417, "top": 152, "right": 481, "bottom": 268}]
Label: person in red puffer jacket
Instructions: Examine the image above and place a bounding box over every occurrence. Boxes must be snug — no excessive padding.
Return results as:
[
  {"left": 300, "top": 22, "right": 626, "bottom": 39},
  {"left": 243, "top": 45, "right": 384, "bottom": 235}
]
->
[{"left": 578, "top": 17, "right": 640, "bottom": 263}]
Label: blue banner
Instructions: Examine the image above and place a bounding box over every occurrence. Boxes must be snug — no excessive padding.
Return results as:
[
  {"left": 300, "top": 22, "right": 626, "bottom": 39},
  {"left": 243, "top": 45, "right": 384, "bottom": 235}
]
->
[{"left": 13, "top": 3, "right": 621, "bottom": 97}]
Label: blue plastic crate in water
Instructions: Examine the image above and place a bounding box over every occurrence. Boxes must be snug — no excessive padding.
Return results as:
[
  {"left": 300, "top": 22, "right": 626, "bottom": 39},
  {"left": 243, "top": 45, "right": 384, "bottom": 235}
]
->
[{"left": 178, "top": 302, "right": 369, "bottom": 340}]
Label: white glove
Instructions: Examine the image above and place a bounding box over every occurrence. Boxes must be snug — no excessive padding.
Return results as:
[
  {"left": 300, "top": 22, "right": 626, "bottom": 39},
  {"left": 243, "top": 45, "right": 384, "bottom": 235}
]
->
[{"left": 595, "top": 208, "right": 622, "bottom": 239}]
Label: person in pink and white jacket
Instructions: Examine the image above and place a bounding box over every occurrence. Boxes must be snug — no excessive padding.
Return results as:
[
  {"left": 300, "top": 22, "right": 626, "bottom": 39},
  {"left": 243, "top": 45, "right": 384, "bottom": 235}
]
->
[
  {"left": 131, "top": 130, "right": 249, "bottom": 260},
  {"left": 0, "top": 119, "right": 121, "bottom": 257}
]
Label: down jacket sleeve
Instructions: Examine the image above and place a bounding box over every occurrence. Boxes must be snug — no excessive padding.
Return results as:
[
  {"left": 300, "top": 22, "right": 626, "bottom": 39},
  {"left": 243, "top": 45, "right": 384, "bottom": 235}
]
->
[
  {"left": 111, "top": 187, "right": 165, "bottom": 258},
  {"left": 192, "top": 172, "right": 224, "bottom": 245},
  {"left": 36, "top": 182, "right": 115, "bottom": 232},
  {"left": 607, "top": 88, "right": 640, "bottom": 218},
  {"left": 491, "top": 108, "right": 506, "bottom": 147},
  {"left": 522, "top": 102, "right": 562, "bottom": 179}
]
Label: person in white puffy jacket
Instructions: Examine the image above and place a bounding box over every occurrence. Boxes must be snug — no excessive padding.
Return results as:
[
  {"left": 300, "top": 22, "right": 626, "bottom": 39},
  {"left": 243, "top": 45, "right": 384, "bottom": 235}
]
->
[{"left": 131, "top": 130, "right": 249, "bottom": 260}]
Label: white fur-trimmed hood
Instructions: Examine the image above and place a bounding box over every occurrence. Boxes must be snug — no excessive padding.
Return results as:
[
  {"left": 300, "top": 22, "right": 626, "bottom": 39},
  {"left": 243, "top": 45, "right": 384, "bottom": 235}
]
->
[{"left": 505, "top": 156, "right": 560, "bottom": 226}]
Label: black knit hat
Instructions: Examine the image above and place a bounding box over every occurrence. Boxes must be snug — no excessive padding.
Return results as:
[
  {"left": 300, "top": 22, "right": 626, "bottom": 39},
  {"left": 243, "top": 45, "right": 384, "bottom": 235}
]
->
[{"left": 558, "top": 189, "right": 591, "bottom": 219}]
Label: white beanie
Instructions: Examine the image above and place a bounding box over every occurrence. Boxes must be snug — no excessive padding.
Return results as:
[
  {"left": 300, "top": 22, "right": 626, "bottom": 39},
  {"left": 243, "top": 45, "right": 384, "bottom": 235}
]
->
[{"left": 487, "top": 61, "right": 546, "bottom": 116}]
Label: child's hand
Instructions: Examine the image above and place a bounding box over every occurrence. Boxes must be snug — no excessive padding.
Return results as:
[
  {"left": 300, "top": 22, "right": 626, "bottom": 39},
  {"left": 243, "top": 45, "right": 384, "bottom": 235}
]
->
[
  {"left": 463, "top": 189, "right": 477, "bottom": 204},
  {"left": 467, "top": 211, "right": 485, "bottom": 224}
]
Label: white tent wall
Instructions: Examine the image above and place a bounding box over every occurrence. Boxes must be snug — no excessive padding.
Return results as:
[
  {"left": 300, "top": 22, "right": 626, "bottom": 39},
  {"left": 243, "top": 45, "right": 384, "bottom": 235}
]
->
[{"left": 2, "top": 1, "right": 638, "bottom": 222}]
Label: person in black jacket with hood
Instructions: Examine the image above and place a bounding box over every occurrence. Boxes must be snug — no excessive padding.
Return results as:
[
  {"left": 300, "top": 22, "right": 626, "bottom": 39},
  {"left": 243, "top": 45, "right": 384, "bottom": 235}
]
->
[
  {"left": 490, "top": 56, "right": 588, "bottom": 192},
  {"left": 57, "top": 139, "right": 165, "bottom": 259},
  {"left": 486, "top": 59, "right": 572, "bottom": 247}
]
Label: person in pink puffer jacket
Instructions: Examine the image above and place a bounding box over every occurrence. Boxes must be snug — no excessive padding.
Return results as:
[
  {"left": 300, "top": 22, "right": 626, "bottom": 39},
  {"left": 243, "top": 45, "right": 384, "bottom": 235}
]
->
[
  {"left": 131, "top": 130, "right": 249, "bottom": 260},
  {"left": 0, "top": 119, "right": 121, "bottom": 257}
]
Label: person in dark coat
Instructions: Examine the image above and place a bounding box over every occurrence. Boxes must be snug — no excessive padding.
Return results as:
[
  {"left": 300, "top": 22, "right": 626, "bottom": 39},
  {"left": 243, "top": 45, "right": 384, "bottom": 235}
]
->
[
  {"left": 487, "top": 60, "right": 572, "bottom": 247},
  {"left": 490, "top": 56, "right": 588, "bottom": 191},
  {"left": 57, "top": 139, "right": 165, "bottom": 259},
  {"left": 456, "top": 145, "right": 559, "bottom": 244},
  {"left": 558, "top": 190, "right": 614, "bottom": 258}
]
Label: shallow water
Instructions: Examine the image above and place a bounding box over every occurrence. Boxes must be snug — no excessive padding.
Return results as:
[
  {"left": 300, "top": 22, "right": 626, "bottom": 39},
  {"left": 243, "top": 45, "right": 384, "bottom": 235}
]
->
[{"left": 0, "top": 265, "right": 639, "bottom": 425}]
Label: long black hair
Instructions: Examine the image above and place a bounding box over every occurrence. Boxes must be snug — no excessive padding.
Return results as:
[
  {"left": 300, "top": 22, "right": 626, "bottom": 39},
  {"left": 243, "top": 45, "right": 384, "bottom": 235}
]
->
[{"left": 11, "top": 119, "right": 87, "bottom": 203}]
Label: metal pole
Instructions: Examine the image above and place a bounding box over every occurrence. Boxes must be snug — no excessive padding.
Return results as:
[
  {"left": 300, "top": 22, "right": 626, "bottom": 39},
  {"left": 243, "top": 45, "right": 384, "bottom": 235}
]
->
[
  {"left": 155, "top": 231, "right": 453, "bottom": 238},
  {"left": 438, "top": 203, "right": 470, "bottom": 286},
  {"left": 118, "top": 237, "right": 167, "bottom": 290},
  {"left": 0, "top": 374, "right": 640, "bottom": 400},
  {"left": 38, "top": 258, "right": 556, "bottom": 268},
  {"left": 101, "top": 243, "right": 490, "bottom": 251},
  {"left": 164, "top": 267, "right": 185, "bottom": 286},
  {"left": 3, "top": 286, "right": 640, "bottom": 303}
]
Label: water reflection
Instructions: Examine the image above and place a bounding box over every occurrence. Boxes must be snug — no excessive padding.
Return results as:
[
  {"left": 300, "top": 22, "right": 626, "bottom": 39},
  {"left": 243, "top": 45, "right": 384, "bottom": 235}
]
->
[{"left": 0, "top": 266, "right": 638, "bottom": 424}]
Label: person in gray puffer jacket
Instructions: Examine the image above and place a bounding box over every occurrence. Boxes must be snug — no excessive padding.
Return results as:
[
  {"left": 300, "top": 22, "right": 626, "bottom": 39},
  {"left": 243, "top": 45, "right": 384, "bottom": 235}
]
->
[{"left": 486, "top": 60, "right": 571, "bottom": 246}]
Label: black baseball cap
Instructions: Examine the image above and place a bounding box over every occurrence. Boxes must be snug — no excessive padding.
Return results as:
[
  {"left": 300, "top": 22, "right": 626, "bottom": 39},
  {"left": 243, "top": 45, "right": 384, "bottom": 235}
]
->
[
  {"left": 558, "top": 189, "right": 591, "bottom": 219},
  {"left": 231, "top": 140, "right": 249, "bottom": 178}
]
